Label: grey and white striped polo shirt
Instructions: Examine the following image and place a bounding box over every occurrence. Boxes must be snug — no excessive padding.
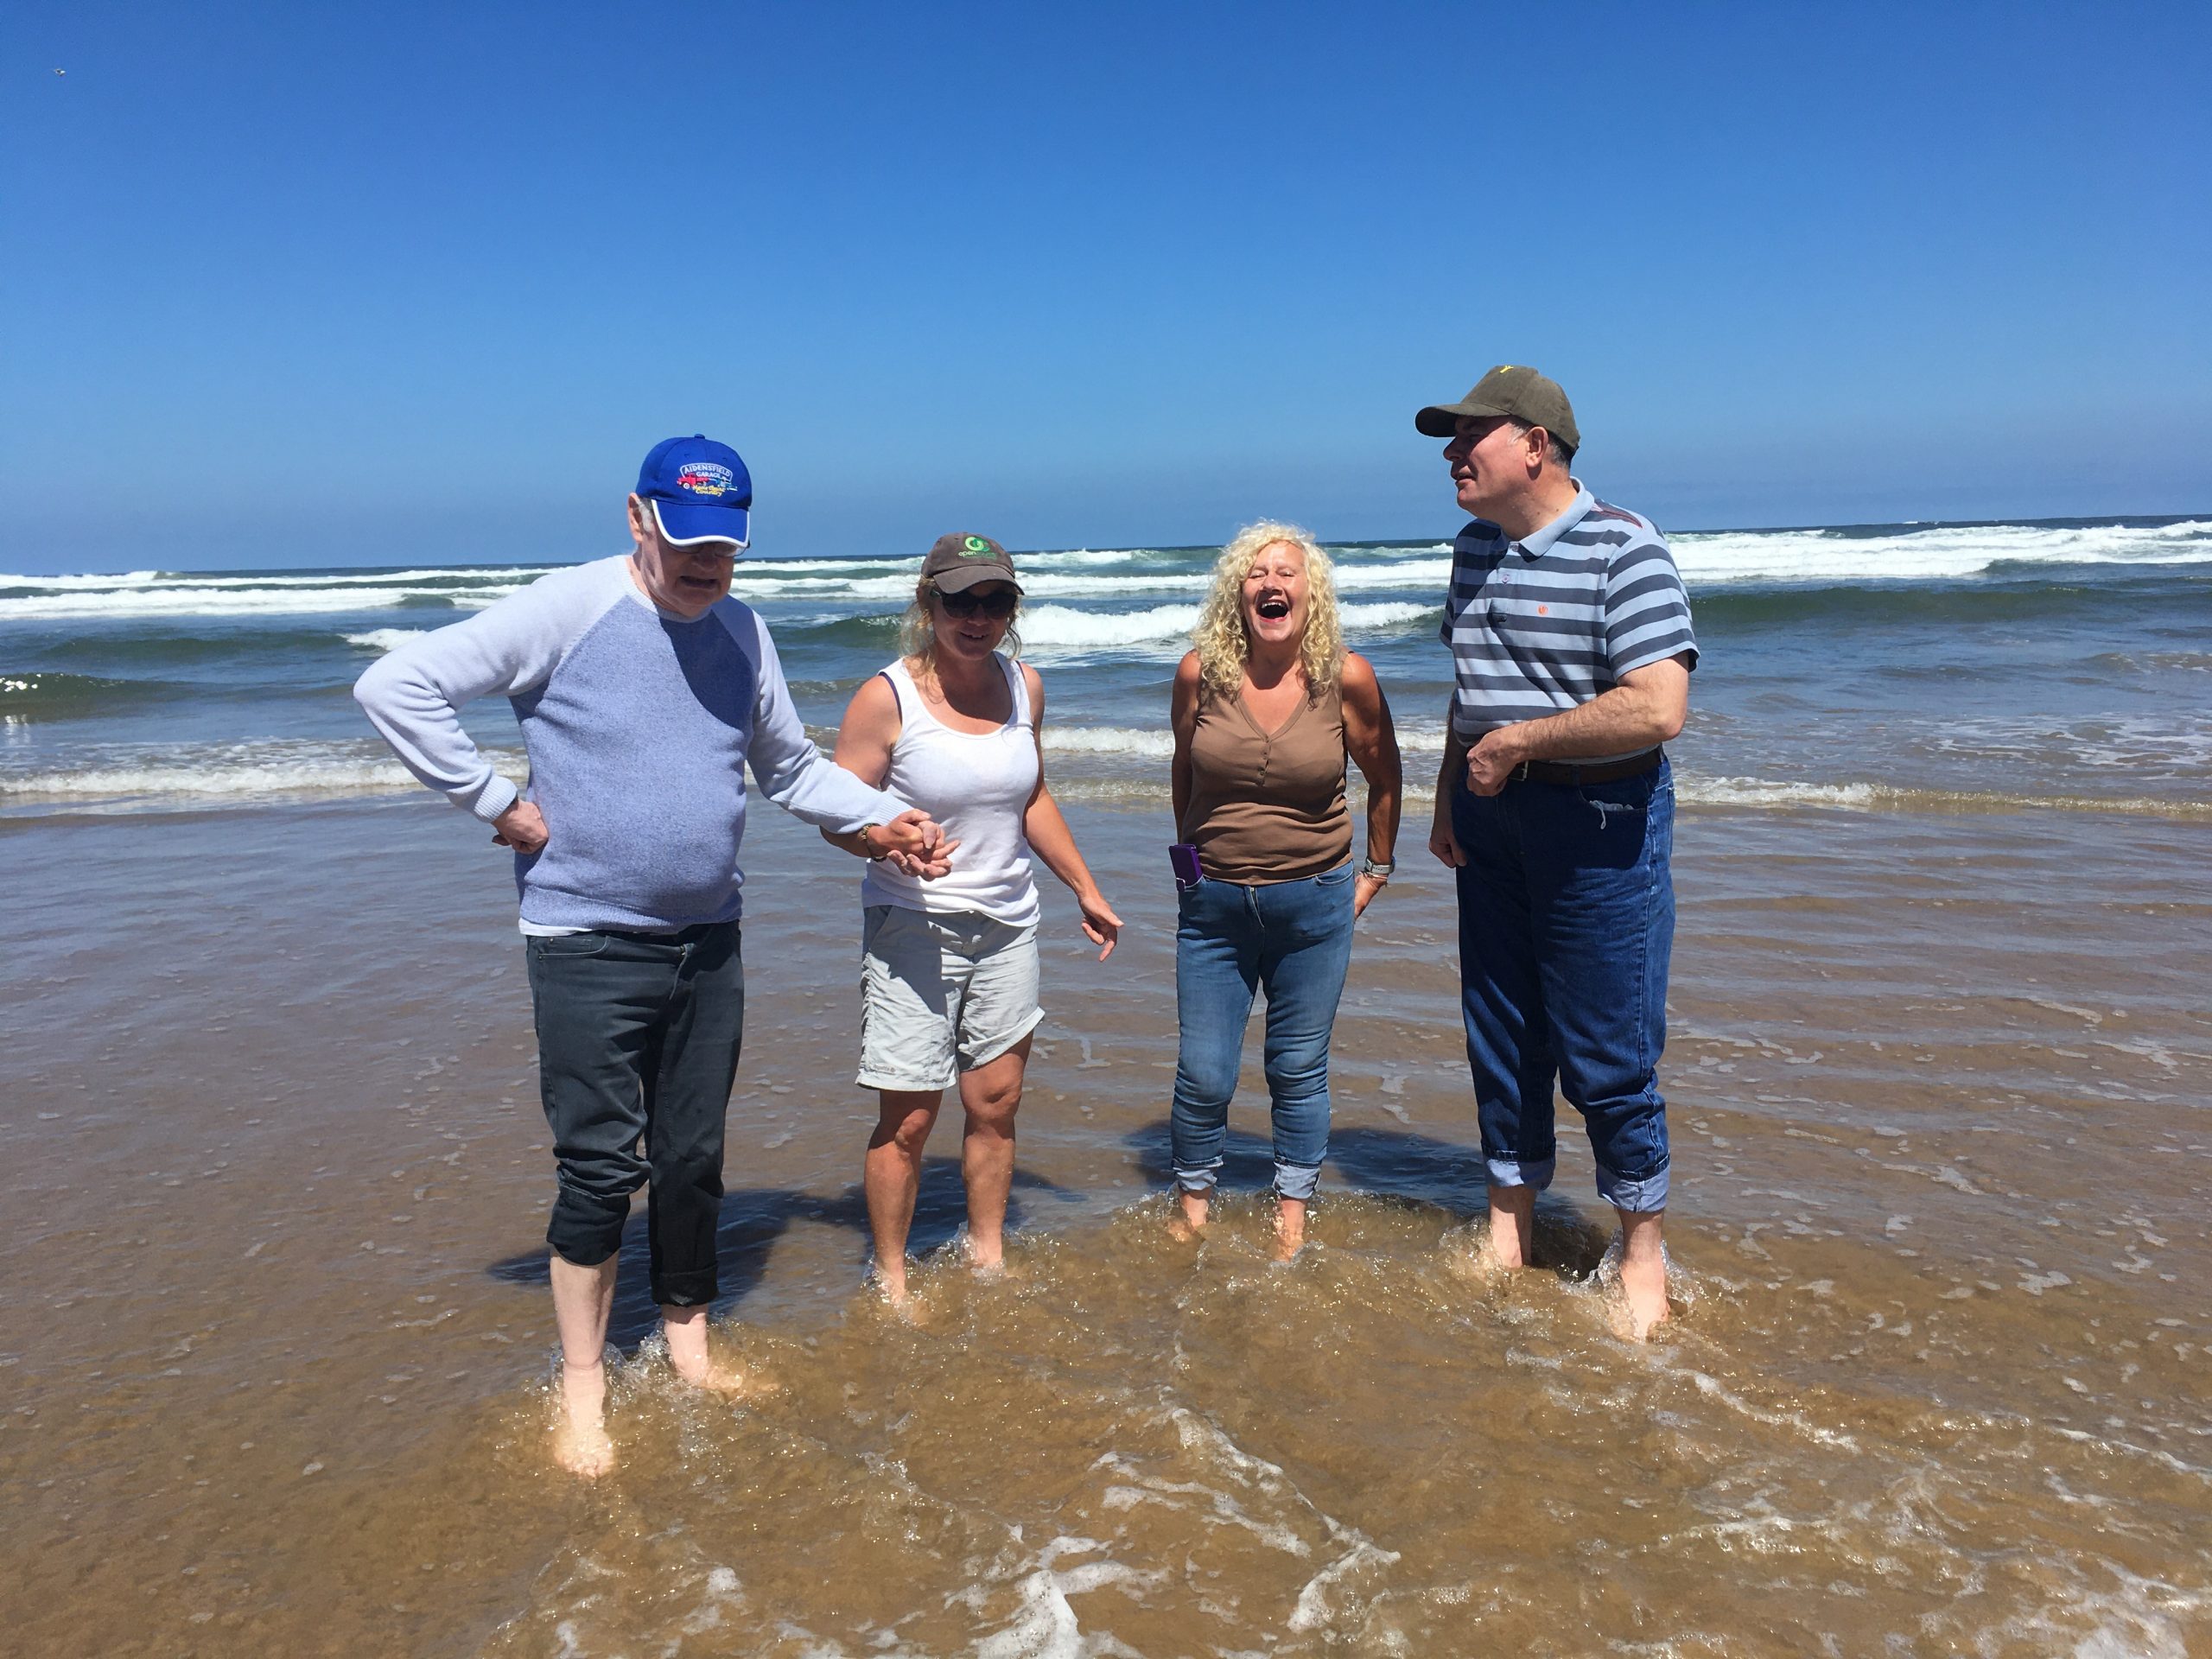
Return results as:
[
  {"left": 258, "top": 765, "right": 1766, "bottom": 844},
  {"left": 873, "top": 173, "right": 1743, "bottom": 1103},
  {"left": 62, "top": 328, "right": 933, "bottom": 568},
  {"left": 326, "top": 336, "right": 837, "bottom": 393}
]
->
[{"left": 1440, "top": 485, "right": 1697, "bottom": 744}]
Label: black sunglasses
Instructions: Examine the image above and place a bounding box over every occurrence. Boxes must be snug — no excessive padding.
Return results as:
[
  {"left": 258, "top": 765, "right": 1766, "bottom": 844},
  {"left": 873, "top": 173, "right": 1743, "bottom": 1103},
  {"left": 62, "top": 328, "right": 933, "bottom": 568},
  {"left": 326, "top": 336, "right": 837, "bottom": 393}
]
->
[{"left": 934, "top": 586, "right": 1019, "bottom": 619}]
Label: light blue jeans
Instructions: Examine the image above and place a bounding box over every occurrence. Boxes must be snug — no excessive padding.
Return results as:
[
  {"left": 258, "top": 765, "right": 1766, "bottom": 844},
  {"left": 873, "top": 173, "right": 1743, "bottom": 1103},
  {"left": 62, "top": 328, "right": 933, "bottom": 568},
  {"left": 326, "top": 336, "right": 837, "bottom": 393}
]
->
[{"left": 1169, "top": 862, "right": 1357, "bottom": 1200}]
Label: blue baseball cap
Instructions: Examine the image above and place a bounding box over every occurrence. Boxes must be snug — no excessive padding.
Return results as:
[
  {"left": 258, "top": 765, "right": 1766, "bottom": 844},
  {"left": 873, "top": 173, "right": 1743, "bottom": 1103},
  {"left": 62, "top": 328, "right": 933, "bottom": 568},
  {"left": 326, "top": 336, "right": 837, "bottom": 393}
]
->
[{"left": 636, "top": 435, "right": 753, "bottom": 550}]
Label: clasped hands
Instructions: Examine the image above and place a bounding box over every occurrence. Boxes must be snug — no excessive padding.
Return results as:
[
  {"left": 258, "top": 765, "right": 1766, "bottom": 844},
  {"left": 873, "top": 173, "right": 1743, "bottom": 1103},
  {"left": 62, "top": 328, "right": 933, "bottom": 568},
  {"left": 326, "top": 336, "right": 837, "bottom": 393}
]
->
[
  {"left": 866, "top": 809, "right": 958, "bottom": 880},
  {"left": 493, "top": 801, "right": 959, "bottom": 880}
]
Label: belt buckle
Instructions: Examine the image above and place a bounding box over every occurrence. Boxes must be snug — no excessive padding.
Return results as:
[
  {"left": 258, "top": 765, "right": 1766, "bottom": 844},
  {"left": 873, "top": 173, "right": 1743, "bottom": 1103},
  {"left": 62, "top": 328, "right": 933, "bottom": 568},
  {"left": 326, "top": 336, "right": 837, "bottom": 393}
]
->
[{"left": 1512, "top": 760, "right": 1532, "bottom": 784}]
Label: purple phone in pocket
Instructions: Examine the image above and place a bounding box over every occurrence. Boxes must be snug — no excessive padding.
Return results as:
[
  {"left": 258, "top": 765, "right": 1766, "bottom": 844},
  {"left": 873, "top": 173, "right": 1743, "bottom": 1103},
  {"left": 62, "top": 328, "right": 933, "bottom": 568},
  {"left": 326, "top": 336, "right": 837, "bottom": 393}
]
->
[{"left": 1169, "top": 842, "right": 1203, "bottom": 889}]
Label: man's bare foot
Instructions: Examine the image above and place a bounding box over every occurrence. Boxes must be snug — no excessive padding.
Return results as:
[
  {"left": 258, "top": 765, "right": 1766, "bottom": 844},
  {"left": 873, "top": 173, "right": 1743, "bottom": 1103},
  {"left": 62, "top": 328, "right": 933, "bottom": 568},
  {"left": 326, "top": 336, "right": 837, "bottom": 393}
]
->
[
  {"left": 1613, "top": 1258, "right": 1670, "bottom": 1342},
  {"left": 660, "top": 1307, "right": 777, "bottom": 1396},
  {"left": 553, "top": 1358, "right": 614, "bottom": 1478},
  {"left": 673, "top": 1353, "right": 780, "bottom": 1396},
  {"left": 1611, "top": 1210, "right": 1671, "bottom": 1342},
  {"left": 1604, "top": 1289, "right": 1671, "bottom": 1343},
  {"left": 1484, "top": 1185, "right": 1536, "bottom": 1270},
  {"left": 867, "top": 1265, "right": 931, "bottom": 1325},
  {"left": 963, "top": 1233, "right": 1006, "bottom": 1274},
  {"left": 965, "top": 1246, "right": 1020, "bottom": 1284},
  {"left": 552, "top": 1414, "right": 615, "bottom": 1477},
  {"left": 1271, "top": 1196, "right": 1307, "bottom": 1262},
  {"left": 662, "top": 1307, "right": 781, "bottom": 1396},
  {"left": 1166, "top": 1189, "right": 1211, "bottom": 1243}
]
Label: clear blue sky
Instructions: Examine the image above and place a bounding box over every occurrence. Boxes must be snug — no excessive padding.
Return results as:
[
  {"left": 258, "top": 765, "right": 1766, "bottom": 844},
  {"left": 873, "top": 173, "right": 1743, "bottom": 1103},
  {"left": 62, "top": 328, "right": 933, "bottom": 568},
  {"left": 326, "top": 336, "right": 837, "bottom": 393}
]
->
[{"left": 3, "top": 1, "right": 2208, "bottom": 571}]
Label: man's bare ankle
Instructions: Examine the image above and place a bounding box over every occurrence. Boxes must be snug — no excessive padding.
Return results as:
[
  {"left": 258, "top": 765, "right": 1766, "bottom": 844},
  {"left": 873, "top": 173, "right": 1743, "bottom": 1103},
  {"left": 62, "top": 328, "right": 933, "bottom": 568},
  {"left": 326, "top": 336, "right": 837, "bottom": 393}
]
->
[{"left": 561, "top": 1356, "right": 606, "bottom": 1395}]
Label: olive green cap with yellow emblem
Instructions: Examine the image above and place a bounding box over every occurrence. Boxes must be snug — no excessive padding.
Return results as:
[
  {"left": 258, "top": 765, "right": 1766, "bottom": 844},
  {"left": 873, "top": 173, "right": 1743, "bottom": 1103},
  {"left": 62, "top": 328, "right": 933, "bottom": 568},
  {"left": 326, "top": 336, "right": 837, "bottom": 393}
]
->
[{"left": 1414, "top": 364, "right": 1580, "bottom": 452}]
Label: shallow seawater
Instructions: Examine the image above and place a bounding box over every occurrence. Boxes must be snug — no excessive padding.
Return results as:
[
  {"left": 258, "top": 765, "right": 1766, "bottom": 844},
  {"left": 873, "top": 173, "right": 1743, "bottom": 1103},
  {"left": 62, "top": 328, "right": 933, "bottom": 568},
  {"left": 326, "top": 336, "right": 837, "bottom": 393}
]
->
[
  {"left": 3, "top": 794, "right": 2208, "bottom": 1656},
  {"left": 462, "top": 1197, "right": 2210, "bottom": 1657}
]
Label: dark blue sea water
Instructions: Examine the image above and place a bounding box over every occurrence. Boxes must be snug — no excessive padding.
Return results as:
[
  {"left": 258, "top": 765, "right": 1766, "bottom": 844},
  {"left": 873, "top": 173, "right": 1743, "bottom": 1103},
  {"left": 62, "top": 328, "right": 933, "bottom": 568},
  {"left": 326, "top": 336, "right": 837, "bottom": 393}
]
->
[{"left": 3, "top": 514, "right": 2208, "bottom": 818}]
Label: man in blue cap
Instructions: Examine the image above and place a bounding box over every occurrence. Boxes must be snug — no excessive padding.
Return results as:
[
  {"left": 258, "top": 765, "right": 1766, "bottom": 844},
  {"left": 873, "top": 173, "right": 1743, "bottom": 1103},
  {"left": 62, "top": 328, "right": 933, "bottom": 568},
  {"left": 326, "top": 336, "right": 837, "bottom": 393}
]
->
[{"left": 357, "top": 435, "right": 947, "bottom": 1474}]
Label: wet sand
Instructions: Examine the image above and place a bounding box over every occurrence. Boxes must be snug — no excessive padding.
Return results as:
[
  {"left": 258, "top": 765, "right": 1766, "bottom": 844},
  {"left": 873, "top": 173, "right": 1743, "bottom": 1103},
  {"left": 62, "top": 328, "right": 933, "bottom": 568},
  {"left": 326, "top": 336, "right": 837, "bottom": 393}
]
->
[{"left": 3, "top": 796, "right": 2209, "bottom": 1655}]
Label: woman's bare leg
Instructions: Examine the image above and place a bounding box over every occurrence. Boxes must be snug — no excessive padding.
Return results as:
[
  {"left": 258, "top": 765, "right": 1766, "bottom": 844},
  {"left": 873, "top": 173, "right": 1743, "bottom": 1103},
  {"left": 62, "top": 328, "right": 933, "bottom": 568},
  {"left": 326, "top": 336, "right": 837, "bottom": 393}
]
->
[
  {"left": 955, "top": 1037, "right": 1030, "bottom": 1268},
  {"left": 864, "top": 1090, "right": 942, "bottom": 1302}
]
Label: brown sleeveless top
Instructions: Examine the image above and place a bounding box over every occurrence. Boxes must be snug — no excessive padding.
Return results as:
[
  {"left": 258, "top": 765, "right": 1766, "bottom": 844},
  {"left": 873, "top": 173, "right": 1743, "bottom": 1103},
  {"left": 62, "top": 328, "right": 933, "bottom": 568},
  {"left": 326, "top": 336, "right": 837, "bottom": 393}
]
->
[{"left": 1179, "top": 679, "right": 1350, "bottom": 883}]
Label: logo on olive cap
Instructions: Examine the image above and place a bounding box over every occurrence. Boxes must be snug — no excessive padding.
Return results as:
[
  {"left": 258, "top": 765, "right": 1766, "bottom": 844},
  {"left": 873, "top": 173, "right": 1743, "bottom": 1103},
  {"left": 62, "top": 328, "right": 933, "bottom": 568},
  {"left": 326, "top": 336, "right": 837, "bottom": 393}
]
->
[{"left": 921, "top": 531, "right": 1025, "bottom": 595}]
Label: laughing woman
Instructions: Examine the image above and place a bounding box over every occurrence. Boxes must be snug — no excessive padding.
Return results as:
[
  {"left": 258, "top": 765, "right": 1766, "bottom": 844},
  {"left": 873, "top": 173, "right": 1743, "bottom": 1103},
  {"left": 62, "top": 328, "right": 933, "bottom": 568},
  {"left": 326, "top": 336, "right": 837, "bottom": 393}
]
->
[
  {"left": 825, "top": 533, "right": 1122, "bottom": 1305},
  {"left": 1168, "top": 521, "right": 1402, "bottom": 1255}
]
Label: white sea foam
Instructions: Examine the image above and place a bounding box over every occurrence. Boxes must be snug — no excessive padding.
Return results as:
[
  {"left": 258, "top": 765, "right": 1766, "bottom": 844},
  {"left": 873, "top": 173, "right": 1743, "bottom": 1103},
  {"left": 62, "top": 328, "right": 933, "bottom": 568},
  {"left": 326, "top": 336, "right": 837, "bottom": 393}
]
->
[
  {"left": 1330, "top": 557, "right": 1454, "bottom": 590},
  {"left": 1017, "top": 603, "right": 1203, "bottom": 648},
  {"left": 1016, "top": 546, "right": 1149, "bottom": 568},
  {"left": 1044, "top": 721, "right": 1448, "bottom": 760},
  {"left": 13, "top": 734, "right": 2193, "bottom": 820},
  {"left": 1925, "top": 713, "right": 2212, "bottom": 776},
  {"left": 1392, "top": 721, "right": 1451, "bottom": 753},
  {"left": 1680, "top": 776, "right": 1883, "bottom": 810},
  {"left": 7, "top": 519, "right": 2206, "bottom": 622},
  {"left": 0, "top": 583, "right": 530, "bottom": 621},
  {"left": 1018, "top": 600, "right": 1435, "bottom": 652},
  {"left": 739, "top": 569, "right": 1205, "bottom": 602},
  {"left": 1339, "top": 601, "right": 1436, "bottom": 631},
  {"left": 975, "top": 1537, "right": 1162, "bottom": 1659},
  {"left": 0, "top": 741, "right": 525, "bottom": 806},
  {"left": 730, "top": 551, "right": 1450, "bottom": 604},
  {"left": 1674, "top": 518, "right": 2212, "bottom": 584},
  {"left": 0, "top": 565, "right": 560, "bottom": 590},
  {"left": 1675, "top": 774, "right": 2210, "bottom": 817},
  {"left": 1045, "top": 728, "right": 1177, "bottom": 759},
  {"left": 0, "top": 568, "right": 165, "bottom": 590},
  {"left": 342, "top": 628, "right": 428, "bottom": 653}
]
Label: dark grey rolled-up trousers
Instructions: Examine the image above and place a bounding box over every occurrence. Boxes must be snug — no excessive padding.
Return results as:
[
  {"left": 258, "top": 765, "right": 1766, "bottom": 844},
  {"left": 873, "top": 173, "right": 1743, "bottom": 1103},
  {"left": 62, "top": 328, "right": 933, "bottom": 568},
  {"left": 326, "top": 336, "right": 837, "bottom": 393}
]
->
[{"left": 524, "top": 920, "right": 743, "bottom": 1307}]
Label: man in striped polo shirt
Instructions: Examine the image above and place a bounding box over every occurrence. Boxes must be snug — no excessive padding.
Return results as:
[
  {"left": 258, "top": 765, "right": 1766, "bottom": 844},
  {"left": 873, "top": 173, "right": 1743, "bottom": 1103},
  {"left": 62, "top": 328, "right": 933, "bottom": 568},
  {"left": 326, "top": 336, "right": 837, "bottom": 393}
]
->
[{"left": 1416, "top": 365, "right": 1696, "bottom": 1340}]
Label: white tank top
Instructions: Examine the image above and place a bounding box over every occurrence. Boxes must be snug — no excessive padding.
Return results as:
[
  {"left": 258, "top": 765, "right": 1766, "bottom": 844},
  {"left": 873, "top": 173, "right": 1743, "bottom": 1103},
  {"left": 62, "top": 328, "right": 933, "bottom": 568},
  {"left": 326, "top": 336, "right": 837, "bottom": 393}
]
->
[{"left": 861, "top": 654, "right": 1042, "bottom": 926}]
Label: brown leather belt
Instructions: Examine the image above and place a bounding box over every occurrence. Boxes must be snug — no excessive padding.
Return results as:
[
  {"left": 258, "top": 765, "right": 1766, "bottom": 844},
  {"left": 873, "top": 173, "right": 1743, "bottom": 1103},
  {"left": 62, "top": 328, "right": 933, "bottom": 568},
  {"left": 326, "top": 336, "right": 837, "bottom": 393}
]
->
[{"left": 1512, "top": 747, "right": 1663, "bottom": 786}]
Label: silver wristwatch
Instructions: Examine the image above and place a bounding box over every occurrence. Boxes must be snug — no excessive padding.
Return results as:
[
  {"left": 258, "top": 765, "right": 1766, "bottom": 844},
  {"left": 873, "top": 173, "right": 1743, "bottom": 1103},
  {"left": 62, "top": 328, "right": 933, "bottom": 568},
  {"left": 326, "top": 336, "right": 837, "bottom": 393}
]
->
[{"left": 1359, "top": 857, "right": 1394, "bottom": 881}]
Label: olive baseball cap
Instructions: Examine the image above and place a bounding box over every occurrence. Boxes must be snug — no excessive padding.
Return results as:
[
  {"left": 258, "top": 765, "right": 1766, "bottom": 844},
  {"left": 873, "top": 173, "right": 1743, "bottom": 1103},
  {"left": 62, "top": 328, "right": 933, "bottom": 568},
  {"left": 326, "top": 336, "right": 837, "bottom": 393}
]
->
[
  {"left": 920, "top": 532, "right": 1023, "bottom": 594},
  {"left": 1414, "top": 365, "right": 1580, "bottom": 452}
]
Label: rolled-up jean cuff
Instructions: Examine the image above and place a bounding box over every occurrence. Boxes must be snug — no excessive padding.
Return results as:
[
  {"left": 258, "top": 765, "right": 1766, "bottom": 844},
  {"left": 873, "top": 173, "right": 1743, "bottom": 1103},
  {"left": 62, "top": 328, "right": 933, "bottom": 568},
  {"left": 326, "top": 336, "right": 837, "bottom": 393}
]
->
[
  {"left": 1485, "top": 1155, "right": 1555, "bottom": 1192},
  {"left": 1597, "top": 1164, "right": 1669, "bottom": 1213},
  {"left": 1173, "top": 1161, "right": 1221, "bottom": 1193},
  {"left": 1274, "top": 1160, "right": 1322, "bottom": 1201}
]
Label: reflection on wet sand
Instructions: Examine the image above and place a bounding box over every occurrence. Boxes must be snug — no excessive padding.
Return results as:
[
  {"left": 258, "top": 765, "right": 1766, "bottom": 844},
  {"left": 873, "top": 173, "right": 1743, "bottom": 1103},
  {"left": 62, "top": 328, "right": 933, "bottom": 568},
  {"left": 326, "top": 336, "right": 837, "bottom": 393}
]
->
[{"left": 1, "top": 798, "right": 2207, "bottom": 1655}]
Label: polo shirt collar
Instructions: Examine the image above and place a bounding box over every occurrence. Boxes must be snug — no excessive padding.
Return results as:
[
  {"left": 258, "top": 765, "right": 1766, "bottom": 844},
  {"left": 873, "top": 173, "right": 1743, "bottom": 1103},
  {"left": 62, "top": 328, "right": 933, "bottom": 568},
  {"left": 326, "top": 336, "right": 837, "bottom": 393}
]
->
[{"left": 1510, "top": 483, "right": 1596, "bottom": 561}]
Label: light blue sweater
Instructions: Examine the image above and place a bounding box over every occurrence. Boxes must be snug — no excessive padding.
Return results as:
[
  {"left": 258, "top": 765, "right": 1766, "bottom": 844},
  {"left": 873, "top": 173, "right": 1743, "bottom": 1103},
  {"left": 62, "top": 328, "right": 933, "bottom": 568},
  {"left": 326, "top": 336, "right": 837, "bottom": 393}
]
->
[{"left": 354, "top": 555, "right": 905, "bottom": 931}]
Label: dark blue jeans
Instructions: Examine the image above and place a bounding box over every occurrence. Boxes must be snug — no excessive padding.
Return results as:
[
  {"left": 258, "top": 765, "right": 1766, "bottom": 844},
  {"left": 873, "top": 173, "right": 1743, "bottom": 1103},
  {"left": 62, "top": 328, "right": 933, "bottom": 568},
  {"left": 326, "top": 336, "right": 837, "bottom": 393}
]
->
[
  {"left": 525, "top": 921, "right": 744, "bottom": 1306},
  {"left": 1450, "top": 762, "right": 1674, "bottom": 1212},
  {"left": 1170, "top": 863, "right": 1357, "bottom": 1200}
]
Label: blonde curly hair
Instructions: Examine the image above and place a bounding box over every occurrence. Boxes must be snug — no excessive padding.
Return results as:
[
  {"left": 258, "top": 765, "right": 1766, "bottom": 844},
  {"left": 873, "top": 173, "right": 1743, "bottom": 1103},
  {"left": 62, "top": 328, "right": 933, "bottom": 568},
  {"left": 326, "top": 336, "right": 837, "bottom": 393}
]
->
[{"left": 1191, "top": 521, "right": 1343, "bottom": 700}]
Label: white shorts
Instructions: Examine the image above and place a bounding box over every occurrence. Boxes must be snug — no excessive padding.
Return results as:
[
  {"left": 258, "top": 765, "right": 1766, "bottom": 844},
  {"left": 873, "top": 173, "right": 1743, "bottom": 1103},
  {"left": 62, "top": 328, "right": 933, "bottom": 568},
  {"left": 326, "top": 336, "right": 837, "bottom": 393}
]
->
[{"left": 857, "top": 906, "right": 1043, "bottom": 1091}]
